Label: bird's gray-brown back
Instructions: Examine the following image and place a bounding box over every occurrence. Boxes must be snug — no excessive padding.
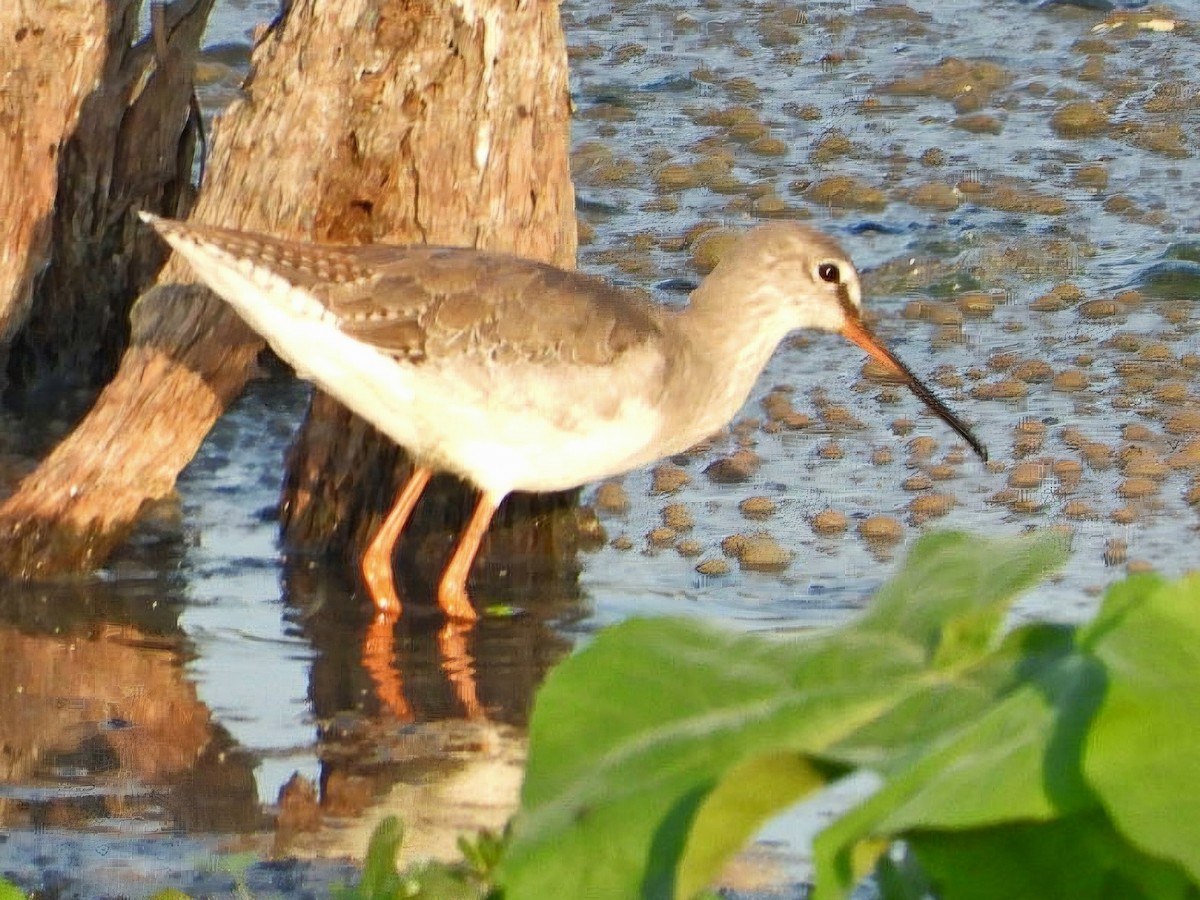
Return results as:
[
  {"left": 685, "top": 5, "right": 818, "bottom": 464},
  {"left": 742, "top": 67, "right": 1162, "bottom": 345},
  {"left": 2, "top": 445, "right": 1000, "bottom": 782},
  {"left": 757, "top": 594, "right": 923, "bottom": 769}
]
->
[
  {"left": 150, "top": 218, "right": 671, "bottom": 371},
  {"left": 332, "top": 246, "right": 669, "bottom": 369}
]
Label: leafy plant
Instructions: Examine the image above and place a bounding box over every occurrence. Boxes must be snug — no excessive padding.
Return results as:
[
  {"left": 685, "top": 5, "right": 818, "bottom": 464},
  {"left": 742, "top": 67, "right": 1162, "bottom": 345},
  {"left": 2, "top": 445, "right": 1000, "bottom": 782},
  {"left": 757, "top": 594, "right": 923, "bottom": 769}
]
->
[
  {"left": 335, "top": 817, "right": 504, "bottom": 899},
  {"left": 498, "top": 531, "right": 1200, "bottom": 899}
]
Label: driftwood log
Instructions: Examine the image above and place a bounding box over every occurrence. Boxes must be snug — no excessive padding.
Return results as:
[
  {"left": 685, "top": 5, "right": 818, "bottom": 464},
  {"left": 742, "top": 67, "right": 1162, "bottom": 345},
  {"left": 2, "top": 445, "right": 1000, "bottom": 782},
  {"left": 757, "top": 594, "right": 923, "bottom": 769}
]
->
[{"left": 0, "top": 0, "right": 576, "bottom": 589}]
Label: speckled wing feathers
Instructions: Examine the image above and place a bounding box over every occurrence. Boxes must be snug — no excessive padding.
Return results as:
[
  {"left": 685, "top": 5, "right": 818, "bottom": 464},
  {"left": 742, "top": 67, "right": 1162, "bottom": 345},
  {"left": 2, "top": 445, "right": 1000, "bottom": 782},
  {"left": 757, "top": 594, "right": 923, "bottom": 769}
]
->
[
  {"left": 148, "top": 217, "right": 666, "bottom": 370},
  {"left": 335, "top": 248, "right": 665, "bottom": 369}
]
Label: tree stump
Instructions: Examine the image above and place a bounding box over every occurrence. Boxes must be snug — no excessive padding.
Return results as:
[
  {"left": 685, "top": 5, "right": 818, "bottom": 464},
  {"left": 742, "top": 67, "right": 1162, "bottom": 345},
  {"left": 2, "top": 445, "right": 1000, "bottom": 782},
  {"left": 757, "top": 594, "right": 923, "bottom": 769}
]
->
[
  {"left": 0, "top": 0, "right": 576, "bottom": 587},
  {"left": 0, "top": 0, "right": 212, "bottom": 397}
]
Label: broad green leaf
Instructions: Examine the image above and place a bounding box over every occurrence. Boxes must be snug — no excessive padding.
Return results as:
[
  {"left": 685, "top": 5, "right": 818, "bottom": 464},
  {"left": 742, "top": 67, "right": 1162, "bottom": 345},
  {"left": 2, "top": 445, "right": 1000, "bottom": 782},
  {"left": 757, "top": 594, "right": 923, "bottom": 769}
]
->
[
  {"left": 825, "top": 621, "right": 1077, "bottom": 774},
  {"left": 904, "top": 812, "right": 1195, "bottom": 900},
  {"left": 859, "top": 531, "right": 1068, "bottom": 669},
  {"left": 1082, "top": 573, "right": 1200, "bottom": 881},
  {"left": 503, "top": 617, "right": 924, "bottom": 899},
  {"left": 811, "top": 627, "right": 1101, "bottom": 900},
  {"left": 501, "top": 531, "right": 1067, "bottom": 899},
  {"left": 676, "top": 752, "right": 832, "bottom": 900}
]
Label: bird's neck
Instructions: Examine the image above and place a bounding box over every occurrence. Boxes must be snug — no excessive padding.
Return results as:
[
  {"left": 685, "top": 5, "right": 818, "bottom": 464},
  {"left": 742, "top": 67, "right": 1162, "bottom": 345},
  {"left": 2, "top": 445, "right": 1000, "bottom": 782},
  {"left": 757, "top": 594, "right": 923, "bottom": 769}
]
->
[{"left": 657, "top": 293, "right": 790, "bottom": 452}]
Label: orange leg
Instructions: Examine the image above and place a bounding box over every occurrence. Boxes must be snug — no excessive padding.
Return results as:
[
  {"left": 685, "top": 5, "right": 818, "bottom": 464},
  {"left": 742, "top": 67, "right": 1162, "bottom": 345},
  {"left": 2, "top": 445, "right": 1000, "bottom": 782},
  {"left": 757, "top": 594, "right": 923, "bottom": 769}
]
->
[
  {"left": 360, "top": 465, "right": 433, "bottom": 617},
  {"left": 436, "top": 491, "right": 500, "bottom": 622}
]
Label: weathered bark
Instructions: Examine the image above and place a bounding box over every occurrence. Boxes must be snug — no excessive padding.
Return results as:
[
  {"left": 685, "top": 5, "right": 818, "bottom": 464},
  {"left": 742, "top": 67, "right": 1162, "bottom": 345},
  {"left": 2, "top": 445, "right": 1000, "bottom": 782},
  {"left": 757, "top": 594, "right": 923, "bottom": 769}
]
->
[
  {"left": 0, "top": 0, "right": 575, "bottom": 580},
  {"left": 0, "top": 0, "right": 212, "bottom": 394},
  {"left": 279, "top": 0, "right": 578, "bottom": 572}
]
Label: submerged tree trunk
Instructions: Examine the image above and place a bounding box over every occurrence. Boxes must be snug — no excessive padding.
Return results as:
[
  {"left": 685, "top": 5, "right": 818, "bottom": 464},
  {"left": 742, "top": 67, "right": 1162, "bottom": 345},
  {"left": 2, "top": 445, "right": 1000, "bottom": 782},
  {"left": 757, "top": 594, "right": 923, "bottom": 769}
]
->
[
  {"left": 278, "top": 0, "right": 578, "bottom": 577},
  {"left": 0, "top": 0, "right": 575, "bottom": 581},
  {"left": 0, "top": 0, "right": 211, "bottom": 394}
]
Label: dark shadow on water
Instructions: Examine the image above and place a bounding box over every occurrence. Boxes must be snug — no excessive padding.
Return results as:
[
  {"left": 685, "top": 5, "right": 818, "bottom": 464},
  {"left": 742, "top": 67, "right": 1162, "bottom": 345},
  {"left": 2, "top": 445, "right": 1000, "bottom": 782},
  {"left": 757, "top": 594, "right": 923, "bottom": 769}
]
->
[{"left": 284, "top": 542, "right": 583, "bottom": 726}]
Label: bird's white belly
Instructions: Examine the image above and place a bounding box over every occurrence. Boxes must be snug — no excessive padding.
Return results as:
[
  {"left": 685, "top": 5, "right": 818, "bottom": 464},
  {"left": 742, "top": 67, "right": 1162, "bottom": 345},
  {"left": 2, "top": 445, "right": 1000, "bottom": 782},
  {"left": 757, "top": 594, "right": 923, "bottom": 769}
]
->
[{"left": 236, "top": 302, "right": 663, "bottom": 497}]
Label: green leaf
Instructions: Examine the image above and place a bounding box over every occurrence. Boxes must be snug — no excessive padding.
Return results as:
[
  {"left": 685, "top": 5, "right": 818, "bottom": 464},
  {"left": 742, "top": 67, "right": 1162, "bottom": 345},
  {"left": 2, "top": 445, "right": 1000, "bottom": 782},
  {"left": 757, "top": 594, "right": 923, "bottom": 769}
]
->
[
  {"left": 500, "top": 531, "right": 1067, "bottom": 899},
  {"left": 1082, "top": 573, "right": 1200, "bottom": 881},
  {"left": 903, "top": 812, "right": 1196, "bottom": 900},
  {"left": 0, "top": 880, "right": 27, "bottom": 900},
  {"left": 859, "top": 530, "right": 1068, "bottom": 670},
  {"left": 810, "top": 623, "right": 1101, "bottom": 900},
  {"left": 503, "top": 616, "right": 926, "bottom": 899},
  {"left": 676, "top": 752, "right": 832, "bottom": 900},
  {"left": 336, "top": 816, "right": 404, "bottom": 899}
]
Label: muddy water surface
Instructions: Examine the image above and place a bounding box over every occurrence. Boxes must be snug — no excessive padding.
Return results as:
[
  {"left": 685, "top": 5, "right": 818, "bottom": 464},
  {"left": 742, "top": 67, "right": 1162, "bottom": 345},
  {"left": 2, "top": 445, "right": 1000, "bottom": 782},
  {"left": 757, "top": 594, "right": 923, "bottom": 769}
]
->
[{"left": 1, "top": 0, "right": 1197, "bottom": 895}]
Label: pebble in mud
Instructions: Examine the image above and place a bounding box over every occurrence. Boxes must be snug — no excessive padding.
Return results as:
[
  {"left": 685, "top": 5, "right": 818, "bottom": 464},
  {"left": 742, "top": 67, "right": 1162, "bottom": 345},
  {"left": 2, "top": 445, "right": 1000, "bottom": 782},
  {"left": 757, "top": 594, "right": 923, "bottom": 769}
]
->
[
  {"left": 1167, "top": 440, "right": 1200, "bottom": 470},
  {"left": 1120, "top": 452, "right": 1168, "bottom": 482},
  {"left": 1030, "top": 283, "right": 1084, "bottom": 312},
  {"left": 1080, "top": 442, "right": 1115, "bottom": 471},
  {"left": 761, "top": 387, "right": 814, "bottom": 430},
  {"left": 695, "top": 557, "right": 731, "bottom": 577},
  {"left": 1186, "top": 478, "right": 1200, "bottom": 508},
  {"left": 1052, "top": 369, "right": 1089, "bottom": 392},
  {"left": 721, "top": 532, "right": 793, "bottom": 572},
  {"left": 971, "top": 379, "right": 1028, "bottom": 400},
  {"left": 811, "top": 508, "right": 848, "bottom": 535},
  {"left": 817, "top": 440, "right": 844, "bottom": 460},
  {"left": 906, "top": 435, "right": 938, "bottom": 460},
  {"left": 1118, "top": 422, "right": 1156, "bottom": 444},
  {"left": 1008, "top": 461, "right": 1048, "bottom": 490},
  {"left": 647, "top": 526, "right": 677, "bottom": 548},
  {"left": 1054, "top": 459, "right": 1084, "bottom": 491},
  {"left": 739, "top": 496, "right": 777, "bottom": 520},
  {"left": 1117, "top": 477, "right": 1158, "bottom": 499},
  {"left": 1013, "top": 422, "right": 1046, "bottom": 457},
  {"left": 809, "top": 129, "right": 854, "bottom": 162},
  {"left": 661, "top": 503, "right": 694, "bottom": 531},
  {"left": 1078, "top": 299, "right": 1122, "bottom": 321},
  {"left": 857, "top": 515, "right": 904, "bottom": 545},
  {"left": 1010, "top": 359, "right": 1053, "bottom": 383},
  {"left": 1165, "top": 410, "right": 1200, "bottom": 436},
  {"left": 957, "top": 291, "right": 998, "bottom": 319},
  {"left": 820, "top": 405, "right": 863, "bottom": 432},
  {"left": 1153, "top": 382, "right": 1188, "bottom": 404},
  {"left": 705, "top": 449, "right": 761, "bottom": 483},
  {"left": 676, "top": 539, "right": 704, "bottom": 558},
  {"left": 910, "top": 181, "right": 960, "bottom": 210},
  {"left": 803, "top": 175, "right": 887, "bottom": 210},
  {"left": 593, "top": 480, "right": 630, "bottom": 514},
  {"left": 1062, "top": 500, "right": 1100, "bottom": 520},
  {"left": 651, "top": 464, "right": 691, "bottom": 494},
  {"left": 908, "top": 492, "right": 956, "bottom": 524},
  {"left": 689, "top": 229, "right": 740, "bottom": 273},
  {"left": 1051, "top": 100, "right": 1110, "bottom": 137}
]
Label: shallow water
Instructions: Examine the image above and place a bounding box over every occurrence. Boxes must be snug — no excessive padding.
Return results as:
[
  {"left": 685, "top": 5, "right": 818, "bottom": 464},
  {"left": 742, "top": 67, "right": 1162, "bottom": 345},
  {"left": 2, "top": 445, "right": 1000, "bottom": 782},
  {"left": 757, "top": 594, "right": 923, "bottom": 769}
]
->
[{"left": 2, "top": 0, "right": 1198, "bottom": 894}]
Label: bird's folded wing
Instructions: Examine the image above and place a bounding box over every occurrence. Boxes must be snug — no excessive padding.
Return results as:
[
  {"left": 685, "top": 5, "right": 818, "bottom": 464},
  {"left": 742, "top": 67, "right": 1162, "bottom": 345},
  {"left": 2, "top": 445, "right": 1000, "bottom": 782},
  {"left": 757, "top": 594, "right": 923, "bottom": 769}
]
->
[{"left": 328, "top": 246, "right": 667, "bottom": 369}]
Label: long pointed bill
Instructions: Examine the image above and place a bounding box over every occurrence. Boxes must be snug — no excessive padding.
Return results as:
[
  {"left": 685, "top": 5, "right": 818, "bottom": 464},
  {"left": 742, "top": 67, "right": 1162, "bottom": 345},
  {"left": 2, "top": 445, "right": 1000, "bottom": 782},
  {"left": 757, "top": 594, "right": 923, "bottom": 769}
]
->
[{"left": 841, "top": 311, "right": 988, "bottom": 462}]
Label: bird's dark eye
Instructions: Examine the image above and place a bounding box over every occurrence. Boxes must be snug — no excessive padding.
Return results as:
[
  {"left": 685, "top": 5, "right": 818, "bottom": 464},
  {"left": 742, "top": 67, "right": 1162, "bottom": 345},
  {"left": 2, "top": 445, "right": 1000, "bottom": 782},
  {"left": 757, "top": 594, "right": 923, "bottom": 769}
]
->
[{"left": 817, "top": 262, "right": 841, "bottom": 284}]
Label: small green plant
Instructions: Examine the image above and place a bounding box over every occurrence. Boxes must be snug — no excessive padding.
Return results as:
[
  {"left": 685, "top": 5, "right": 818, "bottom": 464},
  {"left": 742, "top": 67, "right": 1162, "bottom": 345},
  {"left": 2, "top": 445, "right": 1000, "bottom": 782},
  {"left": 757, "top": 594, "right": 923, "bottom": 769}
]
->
[
  {"left": 498, "top": 531, "right": 1200, "bottom": 899},
  {"left": 335, "top": 817, "right": 504, "bottom": 899}
]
